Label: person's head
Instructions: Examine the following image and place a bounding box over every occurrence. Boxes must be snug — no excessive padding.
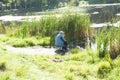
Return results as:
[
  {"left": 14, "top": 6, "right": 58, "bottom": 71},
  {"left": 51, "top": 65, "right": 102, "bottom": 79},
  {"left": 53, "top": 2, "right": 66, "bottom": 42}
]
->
[{"left": 59, "top": 31, "right": 65, "bottom": 36}]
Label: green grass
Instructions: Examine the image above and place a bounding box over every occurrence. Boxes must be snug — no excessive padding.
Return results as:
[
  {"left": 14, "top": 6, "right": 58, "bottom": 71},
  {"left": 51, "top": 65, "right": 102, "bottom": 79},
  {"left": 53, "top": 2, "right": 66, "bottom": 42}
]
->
[
  {"left": 0, "top": 35, "right": 50, "bottom": 47},
  {"left": 0, "top": 44, "right": 120, "bottom": 80}
]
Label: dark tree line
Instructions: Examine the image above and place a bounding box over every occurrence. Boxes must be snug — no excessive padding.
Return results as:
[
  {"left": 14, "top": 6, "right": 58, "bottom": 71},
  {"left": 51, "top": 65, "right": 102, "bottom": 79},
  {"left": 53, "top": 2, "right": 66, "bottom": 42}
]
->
[{"left": 0, "top": 0, "right": 62, "bottom": 10}]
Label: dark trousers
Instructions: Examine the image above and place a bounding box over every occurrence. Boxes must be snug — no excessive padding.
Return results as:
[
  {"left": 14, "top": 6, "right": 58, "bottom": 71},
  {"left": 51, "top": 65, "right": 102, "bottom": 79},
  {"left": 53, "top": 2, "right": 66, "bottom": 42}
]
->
[{"left": 62, "top": 41, "right": 67, "bottom": 50}]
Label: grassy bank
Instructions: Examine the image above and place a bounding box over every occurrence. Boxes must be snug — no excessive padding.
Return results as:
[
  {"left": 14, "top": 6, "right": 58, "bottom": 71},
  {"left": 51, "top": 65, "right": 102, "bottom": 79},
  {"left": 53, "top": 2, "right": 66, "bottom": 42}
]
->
[{"left": 0, "top": 46, "right": 120, "bottom": 80}]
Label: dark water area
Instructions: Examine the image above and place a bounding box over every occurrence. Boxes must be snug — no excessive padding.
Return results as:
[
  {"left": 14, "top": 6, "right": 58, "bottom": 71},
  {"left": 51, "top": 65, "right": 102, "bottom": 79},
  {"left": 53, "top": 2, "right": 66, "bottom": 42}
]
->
[{"left": 85, "top": 3, "right": 120, "bottom": 23}]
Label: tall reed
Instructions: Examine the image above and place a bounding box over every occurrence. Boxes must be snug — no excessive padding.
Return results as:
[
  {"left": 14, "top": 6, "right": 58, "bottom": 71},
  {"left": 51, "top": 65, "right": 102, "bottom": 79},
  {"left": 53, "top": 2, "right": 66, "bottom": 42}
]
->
[
  {"left": 109, "top": 27, "right": 120, "bottom": 59},
  {"left": 55, "top": 13, "right": 90, "bottom": 47},
  {"left": 4, "top": 13, "right": 91, "bottom": 47},
  {"left": 97, "top": 25, "right": 120, "bottom": 59}
]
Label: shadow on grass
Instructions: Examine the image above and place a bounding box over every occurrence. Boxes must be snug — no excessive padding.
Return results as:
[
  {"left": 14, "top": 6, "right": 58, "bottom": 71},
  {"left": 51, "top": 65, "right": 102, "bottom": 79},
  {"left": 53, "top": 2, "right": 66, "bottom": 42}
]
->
[{"left": 55, "top": 49, "right": 68, "bottom": 55}]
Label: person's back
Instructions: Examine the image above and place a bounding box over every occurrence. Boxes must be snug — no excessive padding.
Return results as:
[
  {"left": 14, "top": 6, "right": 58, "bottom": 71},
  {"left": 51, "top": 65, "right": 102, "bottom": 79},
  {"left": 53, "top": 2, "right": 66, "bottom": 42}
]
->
[{"left": 55, "top": 31, "right": 64, "bottom": 47}]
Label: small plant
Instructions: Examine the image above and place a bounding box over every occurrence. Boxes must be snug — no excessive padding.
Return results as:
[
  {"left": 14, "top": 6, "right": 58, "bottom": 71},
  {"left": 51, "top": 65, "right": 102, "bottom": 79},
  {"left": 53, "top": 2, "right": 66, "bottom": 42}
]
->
[
  {"left": 12, "top": 40, "right": 27, "bottom": 47},
  {"left": 87, "top": 49, "right": 96, "bottom": 63},
  {"left": 64, "top": 73, "right": 74, "bottom": 80},
  {"left": 0, "top": 35, "right": 9, "bottom": 42},
  {"left": 38, "top": 37, "right": 50, "bottom": 46},
  {"left": 109, "top": 27, "right": 120, "bottom": 58},
  {"left": 0, "top": 72, "right": 10, "bottom": 80},
  {"left": 98, "top": 61, "right": 112, "bottom": 78},
  {"left": 15, "top": 65, "right": 28, "bottom": 77},
  {"left": 70, "top": 48, "right": 80, "bottom": 54},
  {"left": 109, "top": 42, "right": 120, "bottom": 59},
  {"left": 0, "top": 43, "right": 6, "bottom": 51},
  {"left": 0, "top": 61, "right": 6, "bottom": 71},
  {"left": 24, "top": 37, "right": 38, "bottom": 46}
]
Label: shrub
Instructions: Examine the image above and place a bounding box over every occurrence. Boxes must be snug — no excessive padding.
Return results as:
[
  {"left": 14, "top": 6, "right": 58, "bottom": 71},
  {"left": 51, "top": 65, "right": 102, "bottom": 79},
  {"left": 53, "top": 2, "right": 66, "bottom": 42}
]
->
[
  {"left": 108, "top": 27, "right": 120, "bottom": 59},
  {"left": 15, "top": 65, "right": 28, "bottom": 77},
  {"left": 0, "top": 35, "right": 9, "bottom": 42},
  {"left": 98, "top": 61, "right": 112, "bottom": 78},
  {"left": 97, "top": 26, "right": 110, "bottom": 58},
  {"left": 38, "top": 37, "right": 50, "bottom": 46},
  {"left": 24, "top": 37, "right": 38, "bottom": 46},
  {"left": 12, "top": 40, "right": 27, "bottom": 47},
  {"left": 0, "top": 72, "right": 10, "bottom": 80},
  {"left": 109, "top": 41, "right": 120, "bottom": 59},
  {"left": 70, "top": 48, "right": 80, "bottom": 54},
  {"left": 0, "top": 61, "right": 6, "bottom": 71},
  {"left": 64, "top": 73, "right": 74, "bottom": 80},
  {"left": 0, "top": 43, "right": 6, "bottom": 51},
  {"left": 97, "top": 26, "right": 120, "bottom": 59}
]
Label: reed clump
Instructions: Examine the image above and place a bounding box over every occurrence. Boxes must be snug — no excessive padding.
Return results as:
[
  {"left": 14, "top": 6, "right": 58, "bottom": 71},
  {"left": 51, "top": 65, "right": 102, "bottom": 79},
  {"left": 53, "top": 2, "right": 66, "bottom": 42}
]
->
[
  {"left": 3, "top": 13, "right": 90, "bottom": 47},
  {"left": 97, "top": 26, "right": 120, "bottom": 59}
]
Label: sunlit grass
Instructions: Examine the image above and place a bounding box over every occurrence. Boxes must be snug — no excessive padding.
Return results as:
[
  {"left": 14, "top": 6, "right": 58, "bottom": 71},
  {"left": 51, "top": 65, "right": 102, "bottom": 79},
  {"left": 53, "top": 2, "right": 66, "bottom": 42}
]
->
[
  {"left": 0, "top": 35, "right": 50, "bottom": 47},
  {"left": 0, "top": 47, "right": 120, "bottom": 80}
]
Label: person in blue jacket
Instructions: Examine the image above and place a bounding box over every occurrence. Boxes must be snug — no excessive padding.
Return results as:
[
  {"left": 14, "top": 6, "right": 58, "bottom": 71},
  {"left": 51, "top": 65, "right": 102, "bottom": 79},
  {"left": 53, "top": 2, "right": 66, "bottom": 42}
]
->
[{"left": 55, "top": 31, "right": 67, "bottom": 50}]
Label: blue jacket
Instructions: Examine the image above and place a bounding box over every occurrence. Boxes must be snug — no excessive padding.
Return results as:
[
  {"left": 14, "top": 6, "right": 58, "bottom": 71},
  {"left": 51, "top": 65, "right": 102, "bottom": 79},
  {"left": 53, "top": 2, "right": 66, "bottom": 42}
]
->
[{"left": 55, "top": 33, "right": 65, "bottom": 47}]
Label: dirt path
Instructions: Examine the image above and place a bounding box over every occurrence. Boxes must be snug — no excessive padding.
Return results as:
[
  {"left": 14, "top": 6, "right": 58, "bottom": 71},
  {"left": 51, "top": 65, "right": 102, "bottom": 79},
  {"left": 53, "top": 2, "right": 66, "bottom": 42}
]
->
[{"left": 5, "top": 45, "right": 57, "bottom": 55}]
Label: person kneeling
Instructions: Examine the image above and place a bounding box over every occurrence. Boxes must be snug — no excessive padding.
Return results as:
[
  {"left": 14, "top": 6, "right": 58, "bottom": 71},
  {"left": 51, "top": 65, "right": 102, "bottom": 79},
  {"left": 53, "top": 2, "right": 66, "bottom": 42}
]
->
[{"left": 55, "top": 31, "right": 68, "bottom": 51}]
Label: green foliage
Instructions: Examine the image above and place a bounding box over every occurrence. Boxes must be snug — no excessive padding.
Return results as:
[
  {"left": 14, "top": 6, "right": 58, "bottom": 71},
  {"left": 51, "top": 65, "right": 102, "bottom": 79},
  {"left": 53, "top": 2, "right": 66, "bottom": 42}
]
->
[
  {"left": 98, "top": 61, "right": 112, "bottom": 78},
  {"left": 15, "top": 65, "right": 29, "bottom": 77},
  {"left": 0, "top": 61, "right": 6, "bottom": 71},
  {"left": 38, "top": 37, "right": 50, "bottom": 46},
  {"left": 0, "top": 35, "right": 50, "bottom": 47},
  {"left": 87, "top": 48, "right": 97, "bottom": 63},
  {"left": 107, "top": 68, "right": 120, "bottom": 80},
  {"left": 24, "top": 37, "right": 37, "bottom": 46},
  {"left": 64, "top": 73, "right": 74, "bottom": 80},
  {"left": 0, "top": 43, "right": 6, "bottom": 51},
  {"left": 4, "top": 13, "right": 90, "bottom": 47},
  {"left": 0, "top": 35, "right": 9, "bottom": 42},
  {"left": 97, "top": 26, "right": 110, "bottom": 58},
  {"left": 97, "top": 26, "right": 120, "bottom": 59},
  {"left": 0, "top": 72, "right": 10, "bottom": 80},
  {"left": 12, "top": 39, "right": 27, "bottom": 47},
  {"left": 66, "top": 51, "right": 89, "bottom": 61},
  {"left": 76, "top": 66, "right": 90, "bottom": 79},
  {"left": 58, "top": 13, "right": 90, "bottom": 47},
  {"left": 13, "top": 16, "right": 57, "bottom": 39},
  {"left": 0, "top": 21, "right": 5, "bottom": 33},
  {"left": 70, "top": 48, "right": 80, "bottom": 54},
  {"left": 109, "top": 27, "right": 120, "bottom": 59}
]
